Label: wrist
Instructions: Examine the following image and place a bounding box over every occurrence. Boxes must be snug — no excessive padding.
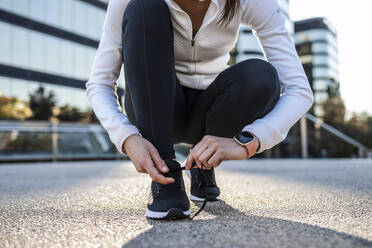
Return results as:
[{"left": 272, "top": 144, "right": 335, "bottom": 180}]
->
[{"left": 122, "top": 134, "right": 141, "bottom": 154}]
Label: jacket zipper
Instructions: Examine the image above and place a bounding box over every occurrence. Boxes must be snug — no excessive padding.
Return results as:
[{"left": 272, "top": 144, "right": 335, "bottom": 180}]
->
[
  {"left": 179, "top": 10, "right": 206, "bottom": 75},
  {"left": 185, "top": 13, "right": 201, "bottom": 75},
  {"left": 191, "top": 39, "right": 196, "bottom": 74},
  {"left": 190, "top": 23, "right": 205, "bottom": 75},
  {"left": 169, "top": 1, "right": 216, "bottom": 77}
]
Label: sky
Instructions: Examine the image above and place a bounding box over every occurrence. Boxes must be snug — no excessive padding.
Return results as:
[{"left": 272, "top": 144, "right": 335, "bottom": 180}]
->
[{"left": 290, "top": 0, "right": 372, "bottom": 116}]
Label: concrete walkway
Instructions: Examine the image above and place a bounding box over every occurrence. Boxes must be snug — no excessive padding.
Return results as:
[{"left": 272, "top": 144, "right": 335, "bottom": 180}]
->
[{"left": 0, "top": 158, "right": 371, "bottom": 247}]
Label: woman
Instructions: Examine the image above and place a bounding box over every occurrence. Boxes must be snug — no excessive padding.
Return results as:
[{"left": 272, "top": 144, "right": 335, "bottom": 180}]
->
[{"left": 86, "top": 0, "right": 314, "bottom": 219}]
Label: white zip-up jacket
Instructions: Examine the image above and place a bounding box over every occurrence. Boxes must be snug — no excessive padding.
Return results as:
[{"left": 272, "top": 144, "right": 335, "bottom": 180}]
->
[{"left": 86, "top": 0, "right": 314, "bottom": 155}]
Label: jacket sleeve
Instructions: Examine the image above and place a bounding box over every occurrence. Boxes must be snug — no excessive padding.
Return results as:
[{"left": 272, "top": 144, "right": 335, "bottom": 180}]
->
[
  {"left": 86, "top": 0, "right": 142, "bottom": 155},
  {"left": 240, "top": 0, "right": 314, "bottom": 153}
]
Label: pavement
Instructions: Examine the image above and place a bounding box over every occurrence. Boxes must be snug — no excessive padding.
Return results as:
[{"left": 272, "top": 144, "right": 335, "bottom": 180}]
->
[{"left": 0, "top": 158, "right": 371, "bottom": 248}]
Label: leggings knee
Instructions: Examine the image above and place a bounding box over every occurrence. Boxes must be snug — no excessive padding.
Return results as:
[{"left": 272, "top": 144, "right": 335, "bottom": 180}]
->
[
  {"left": 223, "top": 59, "right": 280, "bottom": 102},
  {"left": 124, "top": 0, "right": 170, "bottom": 22}
]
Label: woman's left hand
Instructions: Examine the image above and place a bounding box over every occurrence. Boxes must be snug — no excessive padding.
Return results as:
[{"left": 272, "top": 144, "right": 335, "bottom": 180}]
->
[{"left": 185, "top": 135, "right": 258, "bottom": 170}]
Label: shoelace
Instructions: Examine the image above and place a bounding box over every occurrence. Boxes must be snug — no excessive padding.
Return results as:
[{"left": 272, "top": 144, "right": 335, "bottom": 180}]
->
[{"left": 179, "top": 164, "right": 213, "bottom": 220}]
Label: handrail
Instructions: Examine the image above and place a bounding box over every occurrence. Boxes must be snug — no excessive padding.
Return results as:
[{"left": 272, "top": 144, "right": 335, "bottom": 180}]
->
[
  {"left": 1, "top": 119, "right": 371, "bottom": 160},
  {"left": 305, "top": 113, "right": 372, "bottom": 158},
  {"left": 0, "top": 121, "right": 106, "bottom": 133}
]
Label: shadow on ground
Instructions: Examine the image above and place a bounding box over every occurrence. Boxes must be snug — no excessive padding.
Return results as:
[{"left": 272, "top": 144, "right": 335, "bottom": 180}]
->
[{"left": 122, "top": 200, "right": 372, "bottom": 248}]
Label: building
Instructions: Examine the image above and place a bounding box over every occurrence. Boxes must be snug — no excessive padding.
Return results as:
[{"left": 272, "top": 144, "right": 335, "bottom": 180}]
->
[
  {"left": 0, "top": 2, "right": 338, "bottom": 116},
  {"left": 0, "top": 0, "right": 126, "bottom": 110},
  {"left": 234, "top": 0, "right": 293, "bottom": 62},
  {"left": 294, "top": 17, "right": 340, "bottom": 118}
]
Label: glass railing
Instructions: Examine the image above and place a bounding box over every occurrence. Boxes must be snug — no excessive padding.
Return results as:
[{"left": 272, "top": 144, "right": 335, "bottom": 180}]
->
[
  {"left": 263, "top": 114, "right": 372, "bottom": 158},
  {"left": 1, "top": 117, "right": 370, "bottom": 162},
  {"left": 0, "top": 121, "right": 122, "bottom": 162}
]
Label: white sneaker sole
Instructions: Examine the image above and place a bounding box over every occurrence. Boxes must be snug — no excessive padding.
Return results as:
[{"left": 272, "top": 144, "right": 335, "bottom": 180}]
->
[
  {"left": 146, "top": 208, "right": 190, "bottom": 219},
  {"left": 189, "top": 193, "right": 221, "bottom": 202}
]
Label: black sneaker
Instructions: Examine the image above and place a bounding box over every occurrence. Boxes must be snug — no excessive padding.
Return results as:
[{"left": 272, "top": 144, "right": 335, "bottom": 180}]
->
[
  {"left": 146, "top": 159, "right": 190, "bottom": 219},
  {"left": 185, "top": 162, "right": 221, "bottom": 202}
]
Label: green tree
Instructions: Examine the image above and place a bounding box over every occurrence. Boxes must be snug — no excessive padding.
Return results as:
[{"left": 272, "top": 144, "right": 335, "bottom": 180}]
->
[
  {"left": 346, "top": 111, "right": 372, "bottom": 149},
  {"left": 314, "top": 96, "right": 371, "bottom": 157},
  {"left": 57, "top": 104, "right": 84, "bottom": 122},
  {"left": 322, "top": 95, "right": 346, "bottom": 125},
  {"left": 317, "top": 96, "right": 353, "bottom": 157},
  {"left": 29, "top": 87, "right": 56, "bottom": 121},
  {"left": 84, "top": 109, "right": 99, "bottom": 123},
  {"left": 0, "top": 96, "right": 32, "bottom": 120}
]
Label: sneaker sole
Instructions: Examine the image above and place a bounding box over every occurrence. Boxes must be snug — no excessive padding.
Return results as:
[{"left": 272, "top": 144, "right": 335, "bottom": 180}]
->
[
  {"left": 190, "top": 193, "right": 221, "bottom": 202},
  {"left": 146, "top": 208, "right": 190, "bottom": 220}
]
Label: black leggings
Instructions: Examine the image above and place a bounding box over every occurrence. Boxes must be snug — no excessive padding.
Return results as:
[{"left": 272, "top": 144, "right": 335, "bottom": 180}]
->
[{"left": 122, "top": 0, "right": 280, "bottom": 160}]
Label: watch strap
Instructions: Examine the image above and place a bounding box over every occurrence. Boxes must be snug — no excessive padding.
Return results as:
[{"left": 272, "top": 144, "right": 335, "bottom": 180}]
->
[{"left": 244, "top": 141, "right": 257, "bottom": 158}]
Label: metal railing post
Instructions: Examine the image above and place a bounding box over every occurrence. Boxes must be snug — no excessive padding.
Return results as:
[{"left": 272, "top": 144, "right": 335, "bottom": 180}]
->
[
  {"left": 300, "top": 116, "right": 308, "bottom": 158},
  {"left": 52, "top": 122, "right": 58, "bottom": 162}
]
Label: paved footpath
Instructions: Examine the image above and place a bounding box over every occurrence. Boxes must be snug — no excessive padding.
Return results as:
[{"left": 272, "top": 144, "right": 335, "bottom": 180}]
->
[{"left": 0, "top": 158, "right": 371, "bottom": 248}]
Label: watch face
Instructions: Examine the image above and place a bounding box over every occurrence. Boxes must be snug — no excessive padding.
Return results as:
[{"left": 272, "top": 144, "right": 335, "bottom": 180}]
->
[{"left": 236, "top": 131, "right": 254, "bottom": 144}]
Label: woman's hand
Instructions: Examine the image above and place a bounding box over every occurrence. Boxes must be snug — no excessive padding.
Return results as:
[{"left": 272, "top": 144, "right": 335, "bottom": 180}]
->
[
  {"left": 185, "top": 135, "right": 259, "bottom": 170},
  {"left": 123, "top": 134, "right": 175, "bottom": 184}
]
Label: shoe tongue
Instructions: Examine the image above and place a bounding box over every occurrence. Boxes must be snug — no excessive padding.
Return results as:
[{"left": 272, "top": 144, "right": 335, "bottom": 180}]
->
[
  {"left": 164, "top": 159, "right": 181, "bottom": 172},
  {"left": 198, "top": 168, "right": 216, "bottom": 187}
]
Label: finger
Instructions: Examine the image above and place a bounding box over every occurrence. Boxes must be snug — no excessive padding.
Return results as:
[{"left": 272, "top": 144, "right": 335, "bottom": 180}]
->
[
  {"left": 208, "top": 152, "right": 223, "bottom": 168},
  {"left": 146, "top": 163, "right": 174, "bottom": 184},
  {"left": 186, "top": 153, "right": 194, "bottom": 169},
  {"left": 192, "top": 137, "right": 207, "bottom": 155},
  {"left": 189, "top": 150, "right": 203, "bottom": 169},
  {"left": 134, "top": 164, "right": 146, "bottom": 173},
  {"left": 193, "top": 155, "right": 204, "bottom": 169},
  {"left": 148, "top": 147, "right": 168, "bottom": 173},
  {"left": 193, "top": 140, "right": 209, "bottom": 159},
  {"left": 199, "top": 146, "right": 216, "bottom": 169},
  {"left": 189, "top": 148, "right": 204, "bottom": 169},
  {"left": 193, "top": 142, "right": 211, "bottom": 169},
  {"left": 191, "top": 139, "right": 202, "bottom": 150}
]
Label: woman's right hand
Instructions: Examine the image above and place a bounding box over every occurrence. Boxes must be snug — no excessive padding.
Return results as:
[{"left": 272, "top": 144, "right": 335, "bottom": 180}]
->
[{"left": 122, "top": 134, "right": 175, "bottom": 184}]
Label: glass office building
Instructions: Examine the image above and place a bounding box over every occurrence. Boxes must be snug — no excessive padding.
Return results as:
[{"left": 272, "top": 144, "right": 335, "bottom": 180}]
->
[
  {"left": 0, "top": 2, "right": 336, "bottom": 119},
  {"left": 294, "top": 17, "right": 340, "bottom": 118},
  {"left": 0, "top": 0, "right": 126, "bottom": 110},
  {"left": 234, "top": 0, "right": 292, "bottom": 62}
]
